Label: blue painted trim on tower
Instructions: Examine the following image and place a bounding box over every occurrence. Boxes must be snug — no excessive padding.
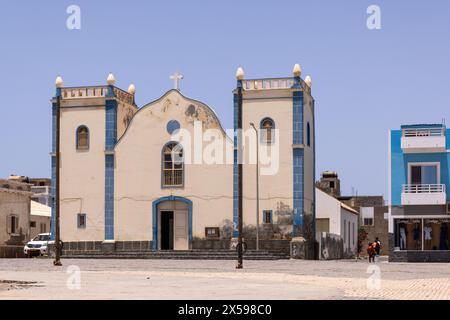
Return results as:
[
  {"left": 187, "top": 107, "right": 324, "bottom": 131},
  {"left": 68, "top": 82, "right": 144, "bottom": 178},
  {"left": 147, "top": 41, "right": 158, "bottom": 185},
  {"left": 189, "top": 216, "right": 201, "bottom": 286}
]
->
[
  {"left": 105, "top": 99, "right": 117, "bottom": 151},
  {"left": 104, "top": 90, "right": 117, "bottom": 241},
  {"left": 151, "top": 196, "right": 193, "bottom": 250},
  {"left": 292, "top": 84, "right": 303, "bottom": 145},
  {"left": 104, "top": 154, "right": 115, "bottom": 240},
  {"left": 293, "top": 148, "right": 304, "bottom": 235},
  {"left": 292, "top": 76, "right": 304, "bottom": 235}
]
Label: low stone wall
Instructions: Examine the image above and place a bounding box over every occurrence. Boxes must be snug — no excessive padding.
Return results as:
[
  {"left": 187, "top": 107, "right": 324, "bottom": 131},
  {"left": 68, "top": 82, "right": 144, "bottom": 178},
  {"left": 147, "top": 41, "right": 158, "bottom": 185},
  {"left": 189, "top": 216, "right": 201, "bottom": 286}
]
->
[
  {"left": 0, "top": 245, "right": 25, "bottom": 258},
  {"left": 61, "top": 239, "right": 290, "bottom": 255},
  {"left": 192, "top": 239, "right": 231, "bottom": 250},
  {"left": 389, "top": 250, "right": 450, "bottom": 262},
  {"left": 61, "top": 241, "right": 153, "bottom": 255}
]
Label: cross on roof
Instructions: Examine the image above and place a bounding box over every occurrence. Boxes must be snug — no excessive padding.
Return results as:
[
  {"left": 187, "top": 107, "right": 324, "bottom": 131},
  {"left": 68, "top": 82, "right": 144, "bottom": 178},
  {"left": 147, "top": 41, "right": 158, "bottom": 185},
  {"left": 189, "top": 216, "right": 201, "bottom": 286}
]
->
[{"left": 170, "top": 71, "right": 184, "bottom": 91}]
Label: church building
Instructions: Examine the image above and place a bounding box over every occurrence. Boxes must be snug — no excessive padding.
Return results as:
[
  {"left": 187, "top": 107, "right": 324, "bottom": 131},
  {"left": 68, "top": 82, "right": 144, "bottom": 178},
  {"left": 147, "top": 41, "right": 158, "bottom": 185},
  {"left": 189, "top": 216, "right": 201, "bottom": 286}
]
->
[{"left": 50, "top": 64, "right": 316, "bottom": 253}]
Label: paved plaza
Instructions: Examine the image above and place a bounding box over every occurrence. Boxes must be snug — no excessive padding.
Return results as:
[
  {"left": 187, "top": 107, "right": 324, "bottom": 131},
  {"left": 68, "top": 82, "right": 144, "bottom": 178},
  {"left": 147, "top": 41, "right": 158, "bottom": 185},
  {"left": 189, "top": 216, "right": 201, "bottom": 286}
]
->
[{"left": 1, "top": 257, "right": 450, "bottom": 300}]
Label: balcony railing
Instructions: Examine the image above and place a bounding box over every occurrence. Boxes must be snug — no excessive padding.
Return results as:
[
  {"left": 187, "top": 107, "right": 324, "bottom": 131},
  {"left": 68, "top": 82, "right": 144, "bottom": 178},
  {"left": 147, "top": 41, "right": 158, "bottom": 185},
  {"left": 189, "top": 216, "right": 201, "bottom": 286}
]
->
[
  {"left": 62, "top": 86, "right": 108, "bottom": 99},
  {"left": 401, "top": 184, "right": 447, "bottom": 205},
  {"left": 242, "top": 77, "right": 295, "bottom": 91},
  {"left": 402, "top": 184, "right": 445, "bottom": 194},
  {"left": 402, "top": 127, "right": 445, "bottom": 137},
  {"left": 401, "top": 127, "right": 446, "bottom": 153}
]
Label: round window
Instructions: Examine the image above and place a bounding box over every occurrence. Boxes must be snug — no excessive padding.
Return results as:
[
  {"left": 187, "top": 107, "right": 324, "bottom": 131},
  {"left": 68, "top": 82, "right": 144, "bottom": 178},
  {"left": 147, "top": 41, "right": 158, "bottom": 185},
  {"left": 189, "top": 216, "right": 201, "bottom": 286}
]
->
[{"left": 166, "top": 120, "right": 180, "bottom": 135}]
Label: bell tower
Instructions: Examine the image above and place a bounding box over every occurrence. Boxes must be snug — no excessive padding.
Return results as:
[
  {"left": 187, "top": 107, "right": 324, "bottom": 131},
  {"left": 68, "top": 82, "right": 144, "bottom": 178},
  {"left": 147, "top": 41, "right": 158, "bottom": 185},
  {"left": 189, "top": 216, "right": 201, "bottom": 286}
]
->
[{"left": 232, "top": 64, "right": 316, "bottom": 239}]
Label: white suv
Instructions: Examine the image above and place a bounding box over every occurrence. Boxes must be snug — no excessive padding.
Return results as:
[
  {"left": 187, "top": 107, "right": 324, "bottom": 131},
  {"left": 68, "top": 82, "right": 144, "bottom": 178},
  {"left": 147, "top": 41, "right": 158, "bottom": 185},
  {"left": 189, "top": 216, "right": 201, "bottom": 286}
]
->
[{"left": 24, "top": 233, "right": 52, "bottom": 257}]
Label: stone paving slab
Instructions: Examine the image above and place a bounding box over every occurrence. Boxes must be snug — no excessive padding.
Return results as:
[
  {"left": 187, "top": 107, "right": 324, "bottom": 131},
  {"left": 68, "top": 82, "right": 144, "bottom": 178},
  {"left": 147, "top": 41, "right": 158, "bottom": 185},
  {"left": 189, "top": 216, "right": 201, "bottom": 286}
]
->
[{"left": 0, "top": 258, "right": 449, "bottom": 299}]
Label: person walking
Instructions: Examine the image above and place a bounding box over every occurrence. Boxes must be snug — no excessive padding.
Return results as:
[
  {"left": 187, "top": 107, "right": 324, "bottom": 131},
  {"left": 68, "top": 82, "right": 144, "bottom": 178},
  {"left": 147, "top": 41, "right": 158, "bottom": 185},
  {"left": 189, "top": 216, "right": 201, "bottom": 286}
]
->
[{"left": 367, "top": 241, "right": 376, "bottom": 263}]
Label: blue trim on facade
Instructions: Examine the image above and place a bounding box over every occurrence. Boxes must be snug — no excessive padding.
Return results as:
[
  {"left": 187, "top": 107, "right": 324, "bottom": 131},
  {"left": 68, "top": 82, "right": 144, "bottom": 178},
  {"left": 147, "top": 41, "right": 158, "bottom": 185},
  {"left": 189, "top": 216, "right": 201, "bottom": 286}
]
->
[
  {"left": 105, "top": 99, "right": 117, "bottom": 151},
  {"left": 292, "top": 86, "right": 303, "bottom": 145},
  {"left": 104, "top": 92, "right": 117, "bottom": 241},
  {"left": 446, "top": 128, "right": 450, "bottom": 150},
  {"left": 151, "top": 196, "right": 193, "bottom": 250},
  {"left": 293, "top": 148, "right": 304, "bottom": 235},
  {"left": 292, "top": 76, "right": 304, "bottom": 235},
  {"left": 104, "top": 154, "right": 115, "bottom": 240},
  {"left": 401, "top": 124, "right": 445, "bottom": 129}
]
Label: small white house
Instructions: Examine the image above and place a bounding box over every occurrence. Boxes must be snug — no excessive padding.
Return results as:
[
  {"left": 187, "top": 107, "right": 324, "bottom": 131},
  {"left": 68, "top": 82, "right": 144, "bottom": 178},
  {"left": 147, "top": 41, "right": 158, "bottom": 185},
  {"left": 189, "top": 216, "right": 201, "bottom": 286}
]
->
[
  {"left": 30, "top": 201, "right": 51, "bottom": 239},
  {"left": 315, "top": 188, "right": 359, "bottom": 256}
]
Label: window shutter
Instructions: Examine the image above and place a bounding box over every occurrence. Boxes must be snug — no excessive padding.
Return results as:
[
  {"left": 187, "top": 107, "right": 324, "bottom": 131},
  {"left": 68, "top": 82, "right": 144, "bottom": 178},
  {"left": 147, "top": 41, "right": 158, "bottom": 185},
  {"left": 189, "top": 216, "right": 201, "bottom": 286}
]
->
[{"left": 15, "top": 216, "right": 19, "bottom": 230}]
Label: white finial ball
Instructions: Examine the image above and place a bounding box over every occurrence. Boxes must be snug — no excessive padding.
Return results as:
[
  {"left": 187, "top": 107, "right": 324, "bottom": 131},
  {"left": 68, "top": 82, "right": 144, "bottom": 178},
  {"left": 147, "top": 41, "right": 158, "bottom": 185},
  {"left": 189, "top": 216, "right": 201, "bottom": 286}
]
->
[
  {"left": 305, "top": 75, "right": 312, "bottom": 87},
  {"left": 236, "top": 67, "right": 245, "bottom": 80},
  {"left": 128, "top": 83, "right": 136, "bottom": 95},
  {"left": 107, "top": 73, "right": 116, "bottom": 85},
  {"left": 293, "top": 63, "right": 302, "bottom": 77},
  {"left": 55, "top": 76, "right": 64, "bottom": 88}
]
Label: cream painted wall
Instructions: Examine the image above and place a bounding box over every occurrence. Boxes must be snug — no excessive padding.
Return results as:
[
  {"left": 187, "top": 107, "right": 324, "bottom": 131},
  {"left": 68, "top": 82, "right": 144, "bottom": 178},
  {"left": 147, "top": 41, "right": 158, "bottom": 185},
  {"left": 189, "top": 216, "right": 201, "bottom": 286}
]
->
[
  {"left": 60, "top": 105, "right": 106, "bottom": 241},
  {"left": 303, "top": 90, "right": 315, "bottom": 216},
  {"left": 0, "top": 191, "right": 31, "bottom": 244},
  {"left": 241, "top": 90, "right": 294, "bottom": 228},
  {"left": 117, "top": 102, "right": 138, "bottom": 139},
  {"left": 30, "top": 215, "right": 51, "bottom": 239},
  {"left": 114, "top": 90, "right": 233, "bottom": 241},
  {"left": 316, "top": 188, "right": 341, "bottom": 235}
]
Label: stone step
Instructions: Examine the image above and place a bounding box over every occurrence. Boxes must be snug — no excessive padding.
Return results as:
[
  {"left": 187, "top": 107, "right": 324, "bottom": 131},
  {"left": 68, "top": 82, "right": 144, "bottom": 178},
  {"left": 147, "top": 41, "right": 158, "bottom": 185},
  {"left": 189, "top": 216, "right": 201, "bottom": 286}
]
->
[
  {"left": 61, "top": 249, "right": 290, "bottom": 260},
  {"left": 62, "top": 255, "right": 288, "bottom": 260}
]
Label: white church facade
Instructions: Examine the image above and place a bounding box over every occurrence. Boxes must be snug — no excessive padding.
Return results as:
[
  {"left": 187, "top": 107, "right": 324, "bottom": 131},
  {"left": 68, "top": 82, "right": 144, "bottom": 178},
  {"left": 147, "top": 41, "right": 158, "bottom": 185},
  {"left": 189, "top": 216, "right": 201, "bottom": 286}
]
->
[{"left": 50, "top": 65, "right": 316, "bottom": 253}]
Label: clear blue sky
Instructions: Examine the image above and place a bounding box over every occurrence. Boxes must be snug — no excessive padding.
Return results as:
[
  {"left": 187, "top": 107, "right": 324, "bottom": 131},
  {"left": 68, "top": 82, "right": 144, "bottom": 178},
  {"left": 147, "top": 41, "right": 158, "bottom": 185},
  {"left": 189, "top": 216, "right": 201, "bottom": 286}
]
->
[{"left": 0, "top": 1, "right": 449, "bottom": 197}]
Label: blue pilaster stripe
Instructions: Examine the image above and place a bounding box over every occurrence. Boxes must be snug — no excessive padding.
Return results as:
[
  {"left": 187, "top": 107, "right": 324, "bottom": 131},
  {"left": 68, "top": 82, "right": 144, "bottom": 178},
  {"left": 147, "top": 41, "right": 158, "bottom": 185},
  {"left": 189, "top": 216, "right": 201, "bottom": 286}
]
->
[
  {"left": 293, "top": 148, "right": 304, "bottom": 235},
  {"left": 104, "top": 154, "right": 115, "bottom": 240},
  {"left": 104, "top": 87, "right": 117, "bottom": 241},
  {"left": 292, "top": 76, "right": 304, "bottom": 236},
  {"left": 105, "top": 98, "right": 117, "bottom": 151},
  {"left": 292, "top": 83, "right": 303, "bottom": 145}
]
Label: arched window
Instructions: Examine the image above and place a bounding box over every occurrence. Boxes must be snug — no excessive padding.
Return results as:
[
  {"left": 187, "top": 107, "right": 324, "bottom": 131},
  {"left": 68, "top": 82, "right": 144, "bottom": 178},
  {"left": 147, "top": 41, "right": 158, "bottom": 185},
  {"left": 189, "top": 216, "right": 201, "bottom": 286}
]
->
[
  {"left": 162, "top": 142, "right": 184, "bottom": 187},
  {"left": 307, "top": 122, "right": 311, "bottom": 147},
  {"left": 76, "top": 126, "right": 90, "bottom": 150},
  {"left": 260, "top": 118, "right": 275, "bottom": 144}
]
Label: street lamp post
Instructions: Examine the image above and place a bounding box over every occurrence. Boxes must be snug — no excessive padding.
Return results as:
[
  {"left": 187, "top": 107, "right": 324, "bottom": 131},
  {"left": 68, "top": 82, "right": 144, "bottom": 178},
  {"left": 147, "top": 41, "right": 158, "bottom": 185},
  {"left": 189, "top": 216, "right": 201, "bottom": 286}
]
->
[
  {"left": 54, "top": 77, "right": 63, "bottom": 267},
  {"left": 250, "top": 123, "right": 260, "bottom": 251}
]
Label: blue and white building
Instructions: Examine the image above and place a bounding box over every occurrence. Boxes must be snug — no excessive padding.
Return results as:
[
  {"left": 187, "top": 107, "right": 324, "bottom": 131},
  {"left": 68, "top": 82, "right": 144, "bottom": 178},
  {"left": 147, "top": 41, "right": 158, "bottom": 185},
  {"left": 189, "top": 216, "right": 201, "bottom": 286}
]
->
[{"left": 389, "top": 124, "right": 450, "bottom": 261}]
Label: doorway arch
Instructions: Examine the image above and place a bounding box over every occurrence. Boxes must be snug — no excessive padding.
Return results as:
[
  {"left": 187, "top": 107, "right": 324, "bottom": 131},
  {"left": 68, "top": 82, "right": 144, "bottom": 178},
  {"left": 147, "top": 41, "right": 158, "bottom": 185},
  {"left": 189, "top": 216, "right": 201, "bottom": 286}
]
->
[{"left": 152, "top": 196, "right": 192, "bottom": 250}]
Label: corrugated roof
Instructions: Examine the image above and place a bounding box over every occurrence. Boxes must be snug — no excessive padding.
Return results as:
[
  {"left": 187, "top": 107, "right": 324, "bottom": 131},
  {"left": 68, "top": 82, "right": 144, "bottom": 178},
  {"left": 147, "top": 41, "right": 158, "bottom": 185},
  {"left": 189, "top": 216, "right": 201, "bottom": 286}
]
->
[{"left": 31, "top": 200, "right": 51, "bottom": 217}]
